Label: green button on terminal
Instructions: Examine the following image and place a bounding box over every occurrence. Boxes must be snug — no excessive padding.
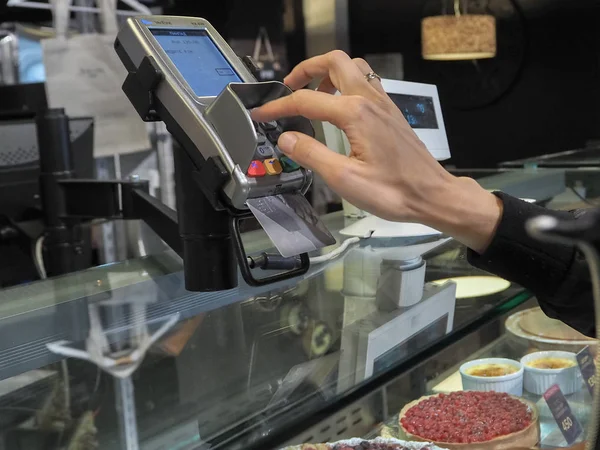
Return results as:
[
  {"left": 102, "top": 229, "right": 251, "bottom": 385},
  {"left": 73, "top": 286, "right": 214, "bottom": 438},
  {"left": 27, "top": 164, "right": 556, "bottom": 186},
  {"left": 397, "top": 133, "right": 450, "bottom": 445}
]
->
[{"left": 280, "top": 156, "right": 301, "bottom": 173}]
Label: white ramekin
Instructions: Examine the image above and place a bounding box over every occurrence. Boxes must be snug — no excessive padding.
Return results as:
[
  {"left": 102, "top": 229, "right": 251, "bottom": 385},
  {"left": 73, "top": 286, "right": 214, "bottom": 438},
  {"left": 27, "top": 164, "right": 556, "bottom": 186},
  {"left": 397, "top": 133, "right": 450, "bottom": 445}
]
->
[
  {"left": 459, "top": 358, "right": 524, "bottom": 396},
  {"left": 521, "top": 351, "right": 582, "bottom": 395}
]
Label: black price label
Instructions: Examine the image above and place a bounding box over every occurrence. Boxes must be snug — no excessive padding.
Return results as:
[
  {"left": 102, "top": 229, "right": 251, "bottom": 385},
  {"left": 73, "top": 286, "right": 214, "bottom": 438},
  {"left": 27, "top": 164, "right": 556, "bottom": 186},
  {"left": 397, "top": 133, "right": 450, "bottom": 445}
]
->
[
  {"left": 577, "top": 346, "right": 596, "bottom": 396},
  {"left": 543, "top": 384, "right": 583, "bottom": 445}
]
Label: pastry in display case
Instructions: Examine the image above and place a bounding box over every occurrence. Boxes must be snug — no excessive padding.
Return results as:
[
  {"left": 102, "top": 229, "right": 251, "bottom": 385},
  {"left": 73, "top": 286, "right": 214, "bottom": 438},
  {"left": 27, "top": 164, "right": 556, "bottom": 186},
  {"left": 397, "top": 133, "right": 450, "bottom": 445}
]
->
[
  {"left": 521, "top": 351, "right": 582, "bottom": 395},
  {"left": 285, "top": 437, "right": 448, "bottom": 450},
  {"left": 459, "top": 358, "right": 524, "bottom": 396},
  {"left": 398, "top": 392, "right": 539, "bottom": 450}
]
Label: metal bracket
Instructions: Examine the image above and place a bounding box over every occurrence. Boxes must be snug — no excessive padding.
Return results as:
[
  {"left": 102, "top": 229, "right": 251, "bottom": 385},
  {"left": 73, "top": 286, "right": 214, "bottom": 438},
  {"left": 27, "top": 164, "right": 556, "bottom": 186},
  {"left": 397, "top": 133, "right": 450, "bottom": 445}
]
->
[{"left": 231, "top": 215, "right": 310, "bottom": 287}]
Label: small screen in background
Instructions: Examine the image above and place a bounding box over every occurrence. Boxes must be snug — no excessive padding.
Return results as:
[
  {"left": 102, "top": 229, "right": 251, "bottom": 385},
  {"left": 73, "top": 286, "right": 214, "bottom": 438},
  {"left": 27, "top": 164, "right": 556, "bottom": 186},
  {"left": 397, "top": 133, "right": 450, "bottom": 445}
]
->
[
  {"left": 150, "top": 29, "right": 242, "bottom": 97},
  {"left": 388, "top": 93, "right": 439, "bottom": 129}
]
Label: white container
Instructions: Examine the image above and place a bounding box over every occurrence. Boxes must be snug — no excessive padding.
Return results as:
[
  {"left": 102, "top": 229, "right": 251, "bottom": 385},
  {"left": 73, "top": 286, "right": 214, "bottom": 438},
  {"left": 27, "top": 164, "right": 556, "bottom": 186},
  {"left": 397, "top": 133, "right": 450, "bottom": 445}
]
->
[
  {"left": 521, "top": 351, "right": 582, "bottom": 395},
  {"left": 460, "top": 358, "right": 524, "bottom": 396}
]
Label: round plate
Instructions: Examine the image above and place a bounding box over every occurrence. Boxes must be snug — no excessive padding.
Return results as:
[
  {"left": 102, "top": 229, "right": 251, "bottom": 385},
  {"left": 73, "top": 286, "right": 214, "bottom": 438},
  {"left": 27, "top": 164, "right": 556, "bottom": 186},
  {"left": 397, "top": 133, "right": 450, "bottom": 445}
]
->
[
  {"left": 432, "top": 276, "right": 511, "bottom": 299},
  {"left": 506, "top": 307, "right": 596, "bottom": 346}
]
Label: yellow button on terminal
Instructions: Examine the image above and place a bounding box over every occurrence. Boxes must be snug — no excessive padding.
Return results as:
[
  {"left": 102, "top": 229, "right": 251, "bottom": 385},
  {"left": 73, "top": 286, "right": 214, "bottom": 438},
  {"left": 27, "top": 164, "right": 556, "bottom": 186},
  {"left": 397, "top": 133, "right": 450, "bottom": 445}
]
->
[{"left": 264, "top": 158, "right": 283, "bottom": 175}]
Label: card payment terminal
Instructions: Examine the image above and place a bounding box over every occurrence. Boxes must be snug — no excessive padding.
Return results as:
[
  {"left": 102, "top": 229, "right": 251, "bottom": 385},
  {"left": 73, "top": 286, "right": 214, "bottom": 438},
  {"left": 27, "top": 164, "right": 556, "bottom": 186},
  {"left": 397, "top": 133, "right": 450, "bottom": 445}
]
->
[{"left": 114, "top": 16, "right": 334, "bottom": 291}]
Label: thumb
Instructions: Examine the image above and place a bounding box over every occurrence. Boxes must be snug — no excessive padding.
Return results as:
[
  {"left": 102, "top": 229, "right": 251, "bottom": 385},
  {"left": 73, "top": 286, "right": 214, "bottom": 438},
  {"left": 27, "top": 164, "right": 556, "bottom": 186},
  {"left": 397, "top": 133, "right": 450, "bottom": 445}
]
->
[{"left": 277, "top": 131, "right": 348, "bottom": 176}]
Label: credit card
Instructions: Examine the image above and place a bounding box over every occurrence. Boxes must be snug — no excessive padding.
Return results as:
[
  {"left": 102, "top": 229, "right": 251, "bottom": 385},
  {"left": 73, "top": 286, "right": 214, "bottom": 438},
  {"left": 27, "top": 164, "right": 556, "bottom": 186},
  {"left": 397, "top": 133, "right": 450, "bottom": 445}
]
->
[{"left": 247, "top": 193, "right": 336, "bottom": 257}]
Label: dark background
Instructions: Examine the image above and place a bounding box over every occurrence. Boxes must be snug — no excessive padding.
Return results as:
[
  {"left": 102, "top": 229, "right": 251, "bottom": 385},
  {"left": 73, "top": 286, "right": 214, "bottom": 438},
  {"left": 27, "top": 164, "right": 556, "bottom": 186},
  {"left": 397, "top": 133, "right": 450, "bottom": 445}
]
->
[
  {"left": 1, "top": 0, "right": 599, "bottom": 168},
  {"left": 350, "top": 0, "right": 600, "bottom": 168}
]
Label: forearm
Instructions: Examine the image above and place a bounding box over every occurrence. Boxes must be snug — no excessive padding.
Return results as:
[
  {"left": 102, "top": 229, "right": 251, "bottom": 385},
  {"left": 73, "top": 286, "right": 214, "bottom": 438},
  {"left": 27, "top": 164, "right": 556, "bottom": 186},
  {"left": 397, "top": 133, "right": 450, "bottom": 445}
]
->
[
  {"left": 463, "top": 191, "right": 595, "bottom": 335},
  {"left": 413, "top": 175, "right": 504, "bottom": 254},
  {"left": 463, "top": 191, "right": 578, "bottom": 297},
  {"left": 412, "top": 176, "right": 595, "bottom": 335},
  {"left": 466, "top": 195, "right": 594, "bottom": 336},
  {"left": 420, "top": 173, "right": 578, "bottom": 297}
]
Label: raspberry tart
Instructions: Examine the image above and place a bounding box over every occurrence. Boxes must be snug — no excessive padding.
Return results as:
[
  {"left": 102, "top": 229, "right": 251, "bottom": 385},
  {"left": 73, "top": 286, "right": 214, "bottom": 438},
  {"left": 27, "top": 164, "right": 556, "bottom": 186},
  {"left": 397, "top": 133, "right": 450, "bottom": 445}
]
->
[
  {"left": 399, "top": 392, "right": 539, "bottom": 450},
  {"left": 284, "top": 437, "right": 447, "bottom": 450}
]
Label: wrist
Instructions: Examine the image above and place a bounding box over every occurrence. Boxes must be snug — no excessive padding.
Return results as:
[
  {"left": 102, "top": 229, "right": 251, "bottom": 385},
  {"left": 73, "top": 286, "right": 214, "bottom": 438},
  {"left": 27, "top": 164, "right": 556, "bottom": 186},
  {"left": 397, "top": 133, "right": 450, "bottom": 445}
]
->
[{"left": 415, "top": 175, "right": 504, "bottom": 253}]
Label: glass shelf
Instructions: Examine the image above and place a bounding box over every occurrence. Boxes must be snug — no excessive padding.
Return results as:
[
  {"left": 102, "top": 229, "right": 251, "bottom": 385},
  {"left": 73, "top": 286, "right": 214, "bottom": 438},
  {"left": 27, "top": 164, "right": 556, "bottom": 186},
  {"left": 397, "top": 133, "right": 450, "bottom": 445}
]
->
[{"left": 0, "top": 212, "right": 534, "bottom": 450}]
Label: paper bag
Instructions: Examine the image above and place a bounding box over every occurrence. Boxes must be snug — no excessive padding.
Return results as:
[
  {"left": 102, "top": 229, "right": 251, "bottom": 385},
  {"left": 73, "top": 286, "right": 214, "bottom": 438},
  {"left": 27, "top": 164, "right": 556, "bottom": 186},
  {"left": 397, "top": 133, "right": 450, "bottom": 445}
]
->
[{"left": 42, "top": 0, "right": 150, "bottom": 157}]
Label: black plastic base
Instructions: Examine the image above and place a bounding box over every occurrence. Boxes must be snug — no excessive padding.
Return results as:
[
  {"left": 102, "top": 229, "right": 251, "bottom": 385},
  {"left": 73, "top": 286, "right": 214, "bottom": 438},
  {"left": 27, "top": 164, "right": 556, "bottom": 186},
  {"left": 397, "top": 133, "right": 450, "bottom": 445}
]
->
[
  {"left": 181, "top": 236, "right": 236, "bottom": 292},
  {"left": 173, "top": 144, "right": 237, "bottom": 291}
]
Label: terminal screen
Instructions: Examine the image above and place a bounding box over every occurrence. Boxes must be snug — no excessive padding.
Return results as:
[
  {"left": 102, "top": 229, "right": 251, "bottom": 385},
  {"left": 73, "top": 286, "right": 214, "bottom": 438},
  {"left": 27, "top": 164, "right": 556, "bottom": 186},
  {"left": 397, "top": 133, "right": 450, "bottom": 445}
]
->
[
  {"left": 388, "top": 93, "right": 438, "bottom": 129},
  {"left": 151, "top": 29, "right": 242, "bottom": 97}
]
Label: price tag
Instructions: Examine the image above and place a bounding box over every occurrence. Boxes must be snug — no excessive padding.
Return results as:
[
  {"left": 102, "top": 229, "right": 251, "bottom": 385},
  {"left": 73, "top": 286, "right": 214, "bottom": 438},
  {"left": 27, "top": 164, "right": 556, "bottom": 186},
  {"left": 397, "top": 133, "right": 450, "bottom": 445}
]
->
[
  {"left": 577, "top": 346, "right": 596, "bottom": 396},
  {"left": 543, "top": 384, "right": 583, "bottom": 445}
]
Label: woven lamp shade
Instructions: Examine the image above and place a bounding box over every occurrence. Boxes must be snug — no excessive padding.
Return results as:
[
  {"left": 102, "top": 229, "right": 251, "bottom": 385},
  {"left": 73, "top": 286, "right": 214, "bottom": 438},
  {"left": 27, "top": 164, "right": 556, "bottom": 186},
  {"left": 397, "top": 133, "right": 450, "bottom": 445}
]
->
[{"left": 422, "top": 15, "right": 496, "bottom": 60}]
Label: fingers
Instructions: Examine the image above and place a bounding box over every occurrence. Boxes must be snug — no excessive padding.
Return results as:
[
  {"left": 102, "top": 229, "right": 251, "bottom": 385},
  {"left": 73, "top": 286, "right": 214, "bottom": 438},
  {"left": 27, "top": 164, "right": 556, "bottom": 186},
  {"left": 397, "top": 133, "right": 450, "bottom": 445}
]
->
[
  {"left": 252, "top": 89, "right": 369, "bottom": 129},
  {"left": 277, "top": 131, "right": 350, "bottom": 186},
  {"left": 316, "top": 76, "right": 337, "bottom": 94},
  {"left": 294, "top": 55, "right": 385, "bottom": 97},
  {"left": 316, "top": 58, "right": 383, "bottom": 95},
  {"left": 351, "top": 57, "right": 386, "bottom": 96},
  {"left": 283, "top": 50, "right": 379, "bottom": 98}
]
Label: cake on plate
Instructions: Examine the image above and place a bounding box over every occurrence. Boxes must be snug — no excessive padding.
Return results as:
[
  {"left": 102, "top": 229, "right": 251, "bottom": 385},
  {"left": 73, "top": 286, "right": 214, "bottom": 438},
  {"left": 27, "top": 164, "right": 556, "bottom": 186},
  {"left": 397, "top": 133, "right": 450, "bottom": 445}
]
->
[
  {"left": 399, "top": 391, "right": 539, "bottom": 450},
  {"left": 284, "top": 437, "right": 448, "bottom": 450}
]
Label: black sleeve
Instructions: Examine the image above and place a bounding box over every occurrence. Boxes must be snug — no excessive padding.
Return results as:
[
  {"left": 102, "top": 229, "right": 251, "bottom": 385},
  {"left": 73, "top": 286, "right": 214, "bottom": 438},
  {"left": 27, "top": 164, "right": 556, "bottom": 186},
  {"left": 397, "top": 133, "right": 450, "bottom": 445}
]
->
[{"left": 467, "top": 192, "right": 595, "bottom": 337}]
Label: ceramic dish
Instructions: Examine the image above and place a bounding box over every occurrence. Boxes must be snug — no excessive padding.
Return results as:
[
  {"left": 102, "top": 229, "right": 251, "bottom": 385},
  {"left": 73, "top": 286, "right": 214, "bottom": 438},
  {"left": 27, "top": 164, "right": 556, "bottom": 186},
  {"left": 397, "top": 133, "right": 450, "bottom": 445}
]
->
[
  {"left": 505, "top": 308, "right": 596, "bottom": 351},
  {"left": 431, "top": 276, "right": 510, "bottom": 299},
  {"left": 459, "top": 358, "right": 524, "bottom": 396},
  {"left": 520, "top": 351, "right": 582, "bottom": 395}
]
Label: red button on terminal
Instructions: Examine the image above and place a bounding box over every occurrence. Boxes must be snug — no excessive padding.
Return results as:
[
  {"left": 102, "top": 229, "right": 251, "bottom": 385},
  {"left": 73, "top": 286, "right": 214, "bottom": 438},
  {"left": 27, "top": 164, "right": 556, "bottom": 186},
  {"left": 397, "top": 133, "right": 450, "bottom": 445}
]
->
[{"left": 247, "top": 160, "right": 266, "bottom": 177}]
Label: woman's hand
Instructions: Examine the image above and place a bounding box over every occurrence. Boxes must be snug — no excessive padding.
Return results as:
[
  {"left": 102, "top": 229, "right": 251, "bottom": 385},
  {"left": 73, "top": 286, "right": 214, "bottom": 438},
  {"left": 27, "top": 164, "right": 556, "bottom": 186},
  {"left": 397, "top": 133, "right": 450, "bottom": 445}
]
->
[
  {"left": 252, "top": 51, "right": 503, "bottom": 253},
  {"left": 253, "top": 51, "right": 447, "bottom": 223}
]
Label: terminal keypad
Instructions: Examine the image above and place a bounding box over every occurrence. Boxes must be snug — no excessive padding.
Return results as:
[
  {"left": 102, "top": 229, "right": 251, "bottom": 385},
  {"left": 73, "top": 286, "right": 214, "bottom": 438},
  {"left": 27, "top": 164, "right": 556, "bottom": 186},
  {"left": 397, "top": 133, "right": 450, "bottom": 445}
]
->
[{"left": 247, "top": 121, "right": 301, "bottom": 178}]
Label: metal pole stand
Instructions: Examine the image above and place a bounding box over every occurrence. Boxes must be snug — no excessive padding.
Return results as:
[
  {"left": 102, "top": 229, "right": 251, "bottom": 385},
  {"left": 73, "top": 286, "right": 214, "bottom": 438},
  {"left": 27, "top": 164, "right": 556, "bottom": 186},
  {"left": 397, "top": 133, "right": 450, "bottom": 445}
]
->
[{"left": 115, "top": 376, "right": 140, "bottom": 450}]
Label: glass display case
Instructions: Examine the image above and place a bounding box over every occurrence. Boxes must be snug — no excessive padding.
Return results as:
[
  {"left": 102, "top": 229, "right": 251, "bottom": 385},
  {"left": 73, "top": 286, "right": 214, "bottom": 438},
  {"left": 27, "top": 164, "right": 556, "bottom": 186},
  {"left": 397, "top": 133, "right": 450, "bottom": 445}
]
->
[
  {"left": 496, "top": 145, "right": 600, "bottom": 201},
  {"left": 500, "top": 145, "right": 600, "bottom": 169},
  {"left": 0, "top": 211, "right": 594, "bottom": 450}
]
